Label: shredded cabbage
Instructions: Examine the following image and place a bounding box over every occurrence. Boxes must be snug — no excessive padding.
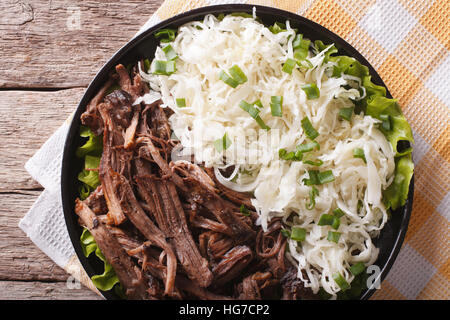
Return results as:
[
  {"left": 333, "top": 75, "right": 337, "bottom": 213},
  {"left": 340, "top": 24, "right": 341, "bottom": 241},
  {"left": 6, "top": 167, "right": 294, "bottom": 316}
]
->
[{"left": 140, "top": 13, "right": 413, "bottom": 298}]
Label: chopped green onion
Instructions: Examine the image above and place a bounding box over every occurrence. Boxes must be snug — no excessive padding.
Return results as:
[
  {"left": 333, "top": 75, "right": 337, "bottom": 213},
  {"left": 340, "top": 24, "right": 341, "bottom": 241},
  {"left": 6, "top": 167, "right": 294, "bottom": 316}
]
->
[
  {"left": 301, "top": 83, "right": 320, "bottom": 100},
  {"left": 303, "top": 170, "right": 320, "bottom": 185},
  {"left": 282, "top": 58, "right": 297, "bottom": 74},
  {"left": 155, "top": 28, "right": 176, "bottom": 43},
  {"left": 281, "top": 229, "right": 291, "bottom": 238},
  {"left": 296, "top": 141, "right": 320, "bottom": 153},
  {"left": 291, "top": 227, "right": 307, "bottom": 242},
  {"left": 338, "top": 107, "right": 354, "bottom": 121},
  {"left": 292, "top": 34, "right": 303, "bottom": 49},
  {"left": 152, "top": 60, "right": 176, "bottom": 75},
  {"left": 270, "top": 96, "right": 283, "bottom": 117},
  {"left": 306, "top": 186, "right": 319, "bottom": 210},
  {"left": 380, "top": 114, "right": 392, "bottom": 131},
  {"left": 301, "top": 117, "right": 319, "bottom": 140},
  {"left": 332, "top": 208, "right": 345, "bottom": 218},
  {"left": 331, "top": 216, "right": 341, "bottom": 230},
  {"left": 318, "top": 214, "right": 334, "bottom": 226},
  {"left": 350, "top": 262, "right": 366, "bottom": 276},
  {"left": 176, "top": 98, "right": 186, "bottom": 108},
  {"left": 302, "top": 159, "right": 323, "bottom": 166},
  {"left": 253, "top": 99, "right": 264, "bottom": 109},
  {"left": 269, "top": 22, "right": 286, "bottom": 34},
  {"left": 353, "top": 148, "right": 367, "bottom": 163},
  {"left": 240, "top": 204, "right": 251, "bottom": 216},
  {"left": 333, "top": 272, "right": 350, "bottom": 291},
  {"left": 214, "top": 132, "right": 232, "bottom": 152},
  {"left": 318, "top": 213, "right": 340, "bottom": 230},
  {"left": 228, "top": 65, "right": 248, "bottom": 84},
  {"left": 357, "top": 200, "right": 363, "bottom": 213},
  {"left": 219, "top": 70, "right": 239, "bottom": 88},
  {"left": 162, "top": 44, "right": 178, "bottom": 60},
  {"left": 279, "top": 148, "right": 303, "bottom": 161},
  {"left": 239, "top": 100, "right": 270, "bottom": 130},
  {"left": 239, "top": 100, "right": 260, "bottom": 118},
  {"left": 327, "top": 231, "right": 341, "bottom": 243},
  {"left": 318, "top": 170, "right": 335, "bottom": 184},
  {"left": 143, "top": 59, "right": 151, "bottom": 73},
  {"left": 293, "top": 34, "right": 311, "bottom": 62}
]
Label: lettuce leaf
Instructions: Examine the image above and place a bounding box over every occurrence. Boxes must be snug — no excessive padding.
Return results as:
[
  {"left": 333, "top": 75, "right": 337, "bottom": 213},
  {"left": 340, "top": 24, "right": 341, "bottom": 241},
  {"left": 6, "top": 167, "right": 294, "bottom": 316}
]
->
[
  {"left": 76, "top": 126, "right": 103, "bottom": 158},
  {"left": 383, "top": 154, "right": 414, "bottom": 210},
  {"left": 76, "top": 127, "right": 103, "bottom": 199},
  {"left": 80, "top": 228, "right": 121, "bottom": 292},
  {"left": 327, "top": 47, "right": 414, "bottom": 211}
]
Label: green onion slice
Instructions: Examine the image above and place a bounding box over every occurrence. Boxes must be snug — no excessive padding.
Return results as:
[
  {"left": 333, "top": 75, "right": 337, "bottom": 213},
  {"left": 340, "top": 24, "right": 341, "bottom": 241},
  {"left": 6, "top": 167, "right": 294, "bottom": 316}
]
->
[
  {"left": 143, "top": 59, "right": 151, "bottom": 73},
  {"left": 350, "top": 262, "right": 366, "bottom": 276},
  {"left": 301, "top": 117, "right": 319, "bottom": 140},
  {"left": 239, "top": 100, "right": 270, "bottom": 130},
  {"left": 176, "top": 98, "right": 186, "bottom": 108},
  {"left": 318, "top": 170, "right": 335, "bottom": 184},
  {"left": 332, "top": 208, "right": 345, "bottom": 218},
  {"left": 296, "top": 141, "right": 320, "bottom": 153},
  {"left": 327, "top": 231, "right": 341, "bottom": 243},
  {"left": 240, "top": 204, "right": 251, "bottom": 216},
  {"left": 269, "top": 22, "right": 286, "bottom": 34},
  {"left": 302, "top": 159, "right": 323, "bottom": 166},
  {"left": 270, "top": 96, "right": 283, "bottom": 117},
  {"left": 281, "top": 229, "right": 291, "bottom": 238},
  {"left": 318, "top": 214, "right": 335, "bottom": 226},
  {"left": 214, "top": 132, "right": 232, "bottom": 152},
  {"left": 228, "top": 65, "right": 248, "bottom": 84},
  {"left": 152, "top": 60, "right": 176, "bottom": 75},
  {"left": 282, "top": 58, "right": 297, "bottom": 74},
  {"left": 306, "top": 186, "right": 319, "bottom": 210},
  {"left": 293, "top": 34, "right": 311, "bottom": 62},
  {"left": 219, "top": 70, "right": 239, "bottom": 88},
  {"left": 155, "top": 28, "right": 176, "bottom": 43},
  {"left": 353, "top": 148, "right": 367, "bottom": 163},
  {"left": 291, "top": 227, "right": 307, "bottom": 242},
  {"left": 162, "top": 44, "right": 178, "bottom": 60},
  {"left": 333, "top": 272, "right": 350, "bottom": 291},
  {"left": 301, "top": 83, "right": 320, "bottom": 100},
  {"left": 338, "top": 107, "right": 354, "bottom": 121},
  {"left": 318, "top": 213, "right": 340, "bottom": 230}
]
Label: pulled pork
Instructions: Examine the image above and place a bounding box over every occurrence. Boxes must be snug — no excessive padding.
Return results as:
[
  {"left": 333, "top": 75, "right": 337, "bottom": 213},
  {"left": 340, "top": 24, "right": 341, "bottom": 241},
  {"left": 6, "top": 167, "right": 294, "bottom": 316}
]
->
[{"left": 75, "top": 63, "right": 317, "bottom": 300}]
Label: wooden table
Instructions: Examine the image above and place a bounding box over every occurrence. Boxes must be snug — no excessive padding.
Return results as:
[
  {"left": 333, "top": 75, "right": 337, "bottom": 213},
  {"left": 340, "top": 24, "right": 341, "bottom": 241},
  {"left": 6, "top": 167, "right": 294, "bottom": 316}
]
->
[{"left": 0, "top": 0, "right": 163, "bottom": 299}]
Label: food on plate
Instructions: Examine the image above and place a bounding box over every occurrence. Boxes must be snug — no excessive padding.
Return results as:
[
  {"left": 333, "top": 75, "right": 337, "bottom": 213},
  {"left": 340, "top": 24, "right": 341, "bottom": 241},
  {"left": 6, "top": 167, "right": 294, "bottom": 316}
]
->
[{"left": 74, "top": 12, "right": 414, "bottom": 299}]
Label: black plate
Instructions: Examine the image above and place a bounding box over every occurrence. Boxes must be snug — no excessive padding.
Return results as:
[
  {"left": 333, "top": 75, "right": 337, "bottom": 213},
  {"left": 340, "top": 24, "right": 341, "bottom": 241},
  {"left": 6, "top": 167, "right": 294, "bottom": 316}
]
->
[{"left": 61, "top": 4, "right": 414, "bottom": 300}]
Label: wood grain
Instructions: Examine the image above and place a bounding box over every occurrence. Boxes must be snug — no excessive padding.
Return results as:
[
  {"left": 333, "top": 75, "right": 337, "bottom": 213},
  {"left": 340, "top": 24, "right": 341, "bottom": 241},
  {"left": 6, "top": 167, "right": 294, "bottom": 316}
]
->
[
  {"left": 0, "top": 0, "right": 164, "bottom": 88},
  {"left": 0, "top": 191, "right": 70, "bottom": 281},
  {"left": 0, "top": 88, "right": 85, "bottom": 192},
  {"left": 0, "top": 280, "right": 101, "bottom": 300},
  {"left": 0, "top": 0, "right": 164, "bottom": 299}
]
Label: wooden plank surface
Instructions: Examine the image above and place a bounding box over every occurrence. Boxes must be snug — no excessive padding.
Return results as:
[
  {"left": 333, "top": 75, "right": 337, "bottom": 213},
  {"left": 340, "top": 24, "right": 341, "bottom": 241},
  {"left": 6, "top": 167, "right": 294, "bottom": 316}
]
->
[
  {"left": 0, "top": 0, "right": 164, "bottom": 299},
  {"left": 0, "top": 0, "right": 164, "bottom": 88}
]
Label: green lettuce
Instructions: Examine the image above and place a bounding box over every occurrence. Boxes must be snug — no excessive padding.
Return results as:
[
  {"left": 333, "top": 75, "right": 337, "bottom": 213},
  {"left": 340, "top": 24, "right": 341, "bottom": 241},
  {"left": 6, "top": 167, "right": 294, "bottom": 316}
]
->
[
  {"left": 76, "top": 126, "right": 102, "bottom": 200},
  {"left": 328, "top": 52, "right": 414, "bottom": 211},
  {"left": 383, "top": 154, "right": 414, "bottom": 210},
  {"left": 80, "top": 229, "right": 123, "bottom": 293}
]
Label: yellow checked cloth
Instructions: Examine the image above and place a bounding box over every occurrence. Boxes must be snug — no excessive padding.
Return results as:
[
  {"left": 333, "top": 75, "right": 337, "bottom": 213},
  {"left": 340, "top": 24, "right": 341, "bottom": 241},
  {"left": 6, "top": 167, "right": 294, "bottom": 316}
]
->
[{"left": 144, "top": 0, "right": 450, "bottom": 300}]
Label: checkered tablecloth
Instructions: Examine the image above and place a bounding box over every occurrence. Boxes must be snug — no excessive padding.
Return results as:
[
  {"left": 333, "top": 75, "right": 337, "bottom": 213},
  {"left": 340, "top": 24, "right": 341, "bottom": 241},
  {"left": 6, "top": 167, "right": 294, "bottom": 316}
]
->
[{"left": 148, "top": 0, "right": 449, "bottom": 300}]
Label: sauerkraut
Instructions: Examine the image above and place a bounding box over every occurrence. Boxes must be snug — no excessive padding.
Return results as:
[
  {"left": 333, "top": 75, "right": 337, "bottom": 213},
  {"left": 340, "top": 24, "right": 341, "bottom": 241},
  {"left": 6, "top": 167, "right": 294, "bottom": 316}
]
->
[{"left": 139, "top": 12, "right": 413, "bottom": 298}]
